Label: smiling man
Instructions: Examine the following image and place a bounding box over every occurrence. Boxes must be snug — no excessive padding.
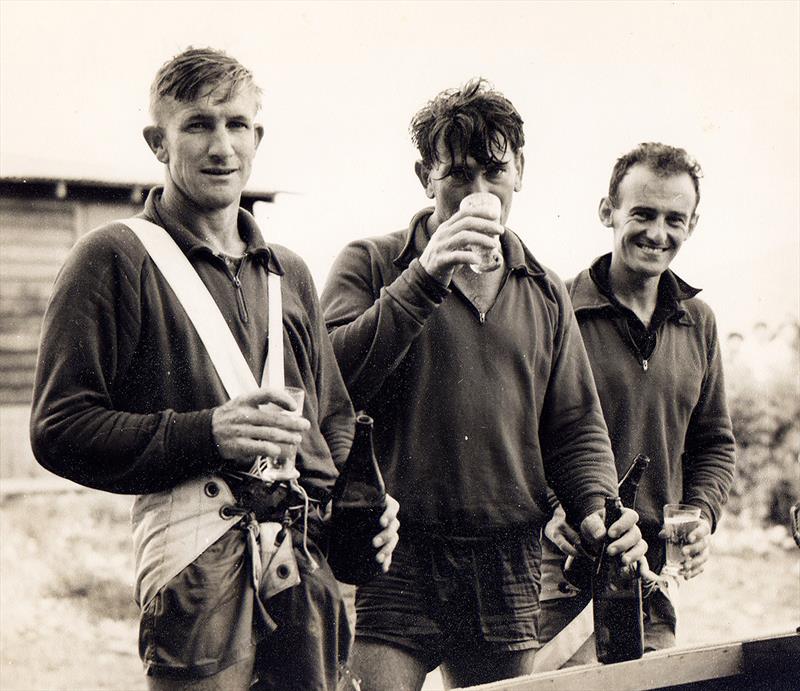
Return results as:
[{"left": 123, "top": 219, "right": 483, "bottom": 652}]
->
[
  {"left": 30, "top": 47, "right": 399, "bottom": 690},
  {"left": 538, "top": 143, "right": 736, "bottom": 664},
  {"left": 321, "top": 79, "right": 646, "bottom": 689}
]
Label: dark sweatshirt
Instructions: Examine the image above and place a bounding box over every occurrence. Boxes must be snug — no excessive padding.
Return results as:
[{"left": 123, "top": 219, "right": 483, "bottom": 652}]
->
[
  {"left": 30, "top": 188, "right": 354, "bottom": 499},
  {"left": 321, "top": 209, "right": 617, "bottom": 536},
  {"left": 568, "top": 255, "right": 736, "bottom": 566}
]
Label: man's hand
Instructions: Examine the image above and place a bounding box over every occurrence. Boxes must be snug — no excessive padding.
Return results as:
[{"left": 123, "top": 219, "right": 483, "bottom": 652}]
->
[
  {"left": 660, "top": 517, "right": 711, "bottom": 580},
  {"left": 419, "top": 207, "right": 504, "bottom": 285},
  {"left": 371, "top": 494, "right": 400, "bottom": 572},
  {"left": 580, "top": 507, "right": 647, "bottom": 566},
  {"left": 544, "top": 504, "right": 581, "bottom": 556},
  {"left": 211, "top": 386, "right": 311, "bottom": 468}
]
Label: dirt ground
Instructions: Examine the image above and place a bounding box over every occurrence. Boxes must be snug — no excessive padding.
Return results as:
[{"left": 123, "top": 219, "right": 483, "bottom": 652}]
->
[{"left": 1, "top": 491, "right": 798, "bottom": 691}]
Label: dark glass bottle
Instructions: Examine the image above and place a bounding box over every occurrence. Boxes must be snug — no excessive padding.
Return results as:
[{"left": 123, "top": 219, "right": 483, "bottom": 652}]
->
[
  {"left": 618, "top": 454, "right": 650, "bottom": 510},
  {"left": 592, "top": 496, "right": 644, "bottom": 664},
  {"left": 562, "top": 454, "right": 650, "bottom": 592},
  {"left": 327, "top": 414, "right": 387, "bottom": 585}
]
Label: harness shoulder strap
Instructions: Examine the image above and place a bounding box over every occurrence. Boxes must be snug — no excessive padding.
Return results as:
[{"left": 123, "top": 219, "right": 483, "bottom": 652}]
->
[{"left": 122, "top": 217, "right": 268, "bottom": 397}]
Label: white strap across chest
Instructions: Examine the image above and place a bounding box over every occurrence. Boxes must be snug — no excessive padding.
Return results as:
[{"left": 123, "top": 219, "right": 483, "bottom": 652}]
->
[{"left": 122, "top": 217, "right": 283, "bottom": 395}]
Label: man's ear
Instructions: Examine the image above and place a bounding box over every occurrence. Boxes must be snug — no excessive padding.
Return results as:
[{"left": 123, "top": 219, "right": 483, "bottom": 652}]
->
[
  {"left": 143, "top": 126, "right": 169, "bottom": 164},
  {"left": 254, "top": 123, "right": 265, "bottom": 150},
  {"left": 598, "top": 197, "right": 615, "bottom": 228},
  {"left": 514, "top": 151, "right": 524, "bottom": 192},
  {"left": 414, "top": 160, "right": 435, "bottom": 199}
]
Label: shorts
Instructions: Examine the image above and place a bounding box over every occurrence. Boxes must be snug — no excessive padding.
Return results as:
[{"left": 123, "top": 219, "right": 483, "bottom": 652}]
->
[
  {"left": 354, "top": 524, "right": 542, "bottom": 669},
  {"left": 139, "top": 519, "right": 351, "bottom": 688}
]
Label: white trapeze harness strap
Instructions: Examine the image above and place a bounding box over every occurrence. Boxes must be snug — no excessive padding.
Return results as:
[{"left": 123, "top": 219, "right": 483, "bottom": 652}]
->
[
  {"left": 122, "top": 217, "right": 289, "bottom": 609},
  {"left": 125, "top": 217, "right": 281, "bottom": 393}
]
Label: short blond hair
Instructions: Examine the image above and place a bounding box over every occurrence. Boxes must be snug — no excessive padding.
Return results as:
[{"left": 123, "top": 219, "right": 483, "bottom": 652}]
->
[{"left": 149, "top": 47, "right": 262, "bottom": 122}]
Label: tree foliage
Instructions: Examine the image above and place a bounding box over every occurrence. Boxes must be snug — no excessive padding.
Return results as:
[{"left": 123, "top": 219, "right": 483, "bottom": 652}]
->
[{"left": 723, "top": 321, "right": 800, "bottom": 527}]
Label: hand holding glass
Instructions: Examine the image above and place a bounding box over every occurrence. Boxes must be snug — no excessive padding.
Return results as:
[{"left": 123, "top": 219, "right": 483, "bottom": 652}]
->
[
  {"left": 662, "top": 503, "right": 702, "bottom": 575},
  {"left": 459, "top": 192, "right": 502, "bottom": 273},
  {"left": 252, "top": 386, "right": 305, "bottom": 483}
]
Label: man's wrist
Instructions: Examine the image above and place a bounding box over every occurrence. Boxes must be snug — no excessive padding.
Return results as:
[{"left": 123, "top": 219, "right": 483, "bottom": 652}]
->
[{"left": 409, "top": 259, "right": 451, "bottom": 298}]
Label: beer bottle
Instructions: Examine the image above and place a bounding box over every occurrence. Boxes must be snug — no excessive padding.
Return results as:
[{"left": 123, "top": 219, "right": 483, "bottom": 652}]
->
[
  {"left": 327, "top": 414, "right": 387, "bottom": 585},
  {"left": 592, "top": 496, "right": 645, "bottom": 664},
  {"left": 562, "top": 454, "right": 650, "bottom": 591},
  {"left": 618, "top": 454, "right": 650, "bottom": 510}
]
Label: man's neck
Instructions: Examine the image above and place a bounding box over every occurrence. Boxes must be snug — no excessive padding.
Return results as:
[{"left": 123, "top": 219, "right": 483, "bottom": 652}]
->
[
  {"left": 607, "top": 259, "right": 662, "bottom": 328},
  {"left": 161, "top": 186, "right": 246, "bottom": 256}
]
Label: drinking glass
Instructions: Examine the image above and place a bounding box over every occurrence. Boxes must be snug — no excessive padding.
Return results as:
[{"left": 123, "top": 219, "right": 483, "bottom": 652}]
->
[
  {"left": 459, "top": 192, "right": 502, "bottom": 273},
  {"left": 663, "top": 503, "right": 701, "bottom": 574},
  {"left": 254, "top": 386, "right": 305, "bottom": 482}
]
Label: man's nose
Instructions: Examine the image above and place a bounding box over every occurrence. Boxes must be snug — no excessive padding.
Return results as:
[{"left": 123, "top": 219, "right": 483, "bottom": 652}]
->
[
  {"left": 469, "top": 175, "right": 491, "bottom": 194},
  {"left": 647, "top": 217, "right": 668, "bottom": 244},
  {"left": 208, "top": 126, "right": 235, "bottom": 158}
]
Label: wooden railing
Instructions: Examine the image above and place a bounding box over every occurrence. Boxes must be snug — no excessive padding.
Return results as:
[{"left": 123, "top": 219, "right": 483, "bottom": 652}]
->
[{"left": 461, "top": 632, "right": 799, "bottom": 690}]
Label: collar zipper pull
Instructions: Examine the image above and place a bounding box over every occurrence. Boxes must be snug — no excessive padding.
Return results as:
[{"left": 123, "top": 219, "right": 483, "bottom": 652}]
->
[
  {"left": 642, "top": 358, "right": 648, "bottom": 372},
  {"left": 479, "top": 312, "right": 486, "bottom": 324}
]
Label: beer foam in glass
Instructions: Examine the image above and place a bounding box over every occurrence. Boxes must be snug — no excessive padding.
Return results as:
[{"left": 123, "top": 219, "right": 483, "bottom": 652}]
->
[{"left": 459, "top": 192, "right": 502, "bottom": 273}]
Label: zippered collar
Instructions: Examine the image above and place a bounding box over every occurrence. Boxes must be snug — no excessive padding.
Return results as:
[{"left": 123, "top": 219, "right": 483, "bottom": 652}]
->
[
  {"left": 571, "top": 253, "right": 700, "bottom": 327},
  {"left": 392, "top": 207, "right": 547, "bottom": 279},
  {"left": 141, "top": 187, "right": 284, "bottom": 275}
]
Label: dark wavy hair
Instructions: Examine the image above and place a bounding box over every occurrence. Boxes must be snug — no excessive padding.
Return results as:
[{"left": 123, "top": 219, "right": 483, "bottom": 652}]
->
[
  {"left": 608, "top": 142, "right": 703, "bottom": 210},
  {"left": 149, "top": 47, "right": 262, "bottom": 121},
  {"left": 410, "top": 78, "right": 524, "bottom": 178}
]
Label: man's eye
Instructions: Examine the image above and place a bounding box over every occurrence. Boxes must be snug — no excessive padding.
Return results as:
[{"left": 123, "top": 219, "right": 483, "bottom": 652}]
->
[
  {"left": 668, "top": 218, "right": 686, "bottom": 228},
  {"left": 229, "top": 121, "right": 249, "bottom": 129},
  {"left": 450, "top": 169, "right": 471, "bottom": 183},
  {"left": 486, "top": 167, "right": 505, "bottom": 180},
  {"left": 186, "top": 122, "right": 208, "bottom": 131}
]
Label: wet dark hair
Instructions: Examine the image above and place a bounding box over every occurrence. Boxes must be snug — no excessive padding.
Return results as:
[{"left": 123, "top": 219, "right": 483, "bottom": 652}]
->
[
  {"left": 410, "top": 78, "right": 524, "bottom": 178},
  {"left": 149, "top": 47, "right": 262, "bottom": 121},
  {"left": 608, "top": 142, "right": 703, "bottom": 210}
]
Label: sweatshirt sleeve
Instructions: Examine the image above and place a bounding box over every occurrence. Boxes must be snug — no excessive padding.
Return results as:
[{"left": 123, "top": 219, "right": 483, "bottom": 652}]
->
[
  {"left": 538, "top": 276, "right": 618, "bottom": 528},
  {"left": 295, "top": 259, "right": 356, "bottom": 471},
  {"left": 29, "top": 226, "right": 222, "bottom": 495},
  {"left": 681, "top": 311, "right": 736, "bottom": 531},
  {"left": 321, "top": 238, "right": 449, "bottom": 410}
]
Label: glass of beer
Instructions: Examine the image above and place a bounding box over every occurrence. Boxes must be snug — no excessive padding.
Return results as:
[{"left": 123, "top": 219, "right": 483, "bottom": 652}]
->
[
  {"left": 663, "top": 503, "right": 702, "bottom": 574},
  {"left": 459, "top": 192, "right": 502, "bottom": 273},
  {"left": 254, "top": 386, "right": 305, "bottom": 483}
]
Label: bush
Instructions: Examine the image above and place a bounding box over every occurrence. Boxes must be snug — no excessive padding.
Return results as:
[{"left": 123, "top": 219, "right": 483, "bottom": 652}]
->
[{"left": 724, "top": 321, "right": 800, "bottom": 528}]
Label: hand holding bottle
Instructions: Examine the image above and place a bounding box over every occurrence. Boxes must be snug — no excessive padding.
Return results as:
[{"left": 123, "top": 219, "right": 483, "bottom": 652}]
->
[
  {"left": 580, "top": 506, "right": 647, "bottom": 566},
  {"left": 559, "top": 454, "right": 650, "bottom": 590},
  {"left": 372, "top": 493, "right": 400, "bottom": 572},
  {"left": 328, "top": 414, "right": 395, "bottom": 585},
  {"left": 592, "top": 497, "right": 645, "bottom": 664}
]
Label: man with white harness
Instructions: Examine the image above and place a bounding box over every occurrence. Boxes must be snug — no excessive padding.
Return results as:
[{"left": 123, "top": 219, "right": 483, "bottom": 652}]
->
[{"left": 29, "top": 47, "right": 399, "bottom": 690}]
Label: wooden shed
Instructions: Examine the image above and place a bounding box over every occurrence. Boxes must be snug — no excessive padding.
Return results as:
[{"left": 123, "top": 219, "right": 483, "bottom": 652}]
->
[{"left": 0, "top": 177, "right": 275, "bottom": 480}]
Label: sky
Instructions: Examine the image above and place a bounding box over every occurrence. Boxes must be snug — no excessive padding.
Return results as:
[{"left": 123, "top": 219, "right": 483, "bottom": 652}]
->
[{"left": 1, "top": 0, "right": 798, "bottom": 338}]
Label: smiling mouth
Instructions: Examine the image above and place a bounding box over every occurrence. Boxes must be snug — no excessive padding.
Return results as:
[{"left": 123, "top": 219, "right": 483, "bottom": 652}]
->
[
  {"left": 202, "top": 168, "right": 237, "bottom": 176},
  {"left": 635, "top": 242, "right": 669, "bottom": 255}
]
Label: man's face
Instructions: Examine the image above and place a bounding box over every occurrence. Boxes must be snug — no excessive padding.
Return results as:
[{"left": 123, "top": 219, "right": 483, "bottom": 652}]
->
[
  {"left": 418, "top": 138, "right": 523, "bottom": 226},
  {"left": 601, "top": 164, "right": 698, "bottom": 280},
  {"left": 149, "top": 85, "right": 264, "bottom": 211}
]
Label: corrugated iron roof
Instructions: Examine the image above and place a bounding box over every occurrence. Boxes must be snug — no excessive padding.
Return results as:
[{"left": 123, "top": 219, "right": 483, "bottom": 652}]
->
[{"left": 0, "top": 177, "right": 276, "bottom": 205}]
